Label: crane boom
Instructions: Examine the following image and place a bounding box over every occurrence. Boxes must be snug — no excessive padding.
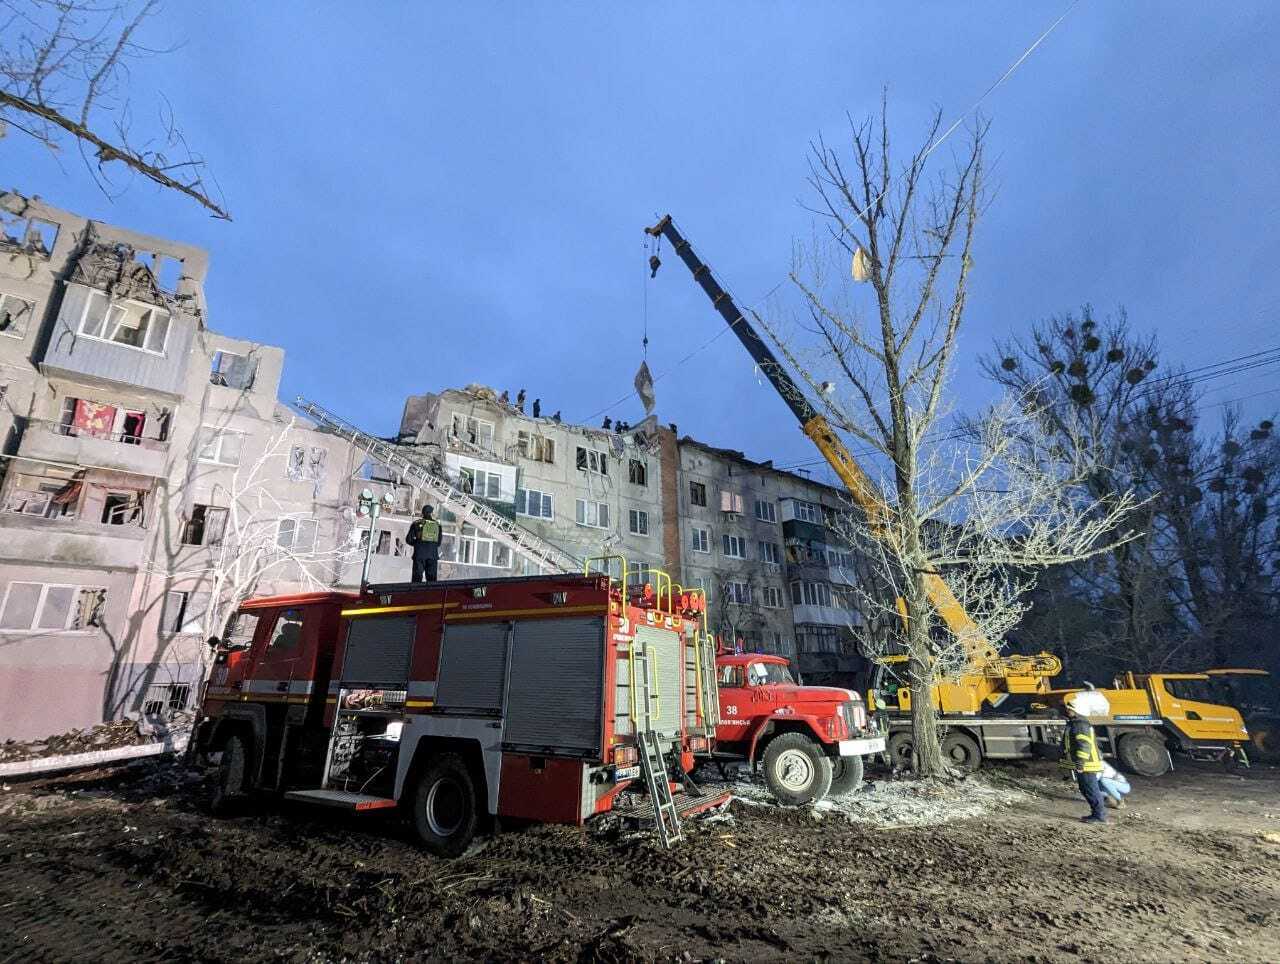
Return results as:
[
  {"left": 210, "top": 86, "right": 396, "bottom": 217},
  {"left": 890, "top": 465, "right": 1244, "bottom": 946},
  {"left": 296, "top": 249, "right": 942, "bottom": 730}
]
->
[{"left": 644, "top": 214, "right": 1001, "bottom": 666}]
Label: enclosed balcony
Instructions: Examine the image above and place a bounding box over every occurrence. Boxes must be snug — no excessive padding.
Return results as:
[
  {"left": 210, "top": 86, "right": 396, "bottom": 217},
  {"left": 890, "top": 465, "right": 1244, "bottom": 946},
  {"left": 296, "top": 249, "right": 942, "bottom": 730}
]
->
[{"left": 20, "top": 419, "right": 169, "bottom": 478}]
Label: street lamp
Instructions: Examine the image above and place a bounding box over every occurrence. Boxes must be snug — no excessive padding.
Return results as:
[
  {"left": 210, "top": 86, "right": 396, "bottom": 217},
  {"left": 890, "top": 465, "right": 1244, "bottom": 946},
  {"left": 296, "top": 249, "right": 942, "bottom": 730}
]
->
[{"left": 357, "top": 488, "right": 396, "bottom": 589}]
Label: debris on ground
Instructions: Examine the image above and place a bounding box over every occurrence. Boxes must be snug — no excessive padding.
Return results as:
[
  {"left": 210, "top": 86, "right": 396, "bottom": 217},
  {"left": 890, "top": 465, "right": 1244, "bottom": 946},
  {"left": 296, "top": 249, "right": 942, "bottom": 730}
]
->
[
  {"left": 1, "top": 760, "right": 1277, "bottom": 961},
  {"left": 0, "top": 713, "right": 192, "bottom": 764}
]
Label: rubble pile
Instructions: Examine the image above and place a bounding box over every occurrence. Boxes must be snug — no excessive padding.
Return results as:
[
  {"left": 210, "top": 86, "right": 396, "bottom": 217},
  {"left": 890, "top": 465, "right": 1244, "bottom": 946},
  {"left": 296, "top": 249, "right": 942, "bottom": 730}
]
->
[{"left": 0, "top": 713, "right": 193, "bottom": 764}]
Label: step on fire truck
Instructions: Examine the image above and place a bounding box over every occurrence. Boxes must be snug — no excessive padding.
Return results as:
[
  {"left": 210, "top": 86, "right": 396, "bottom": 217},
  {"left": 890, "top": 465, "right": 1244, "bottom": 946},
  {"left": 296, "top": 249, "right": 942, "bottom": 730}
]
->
[{"left": 192, "top": 560, "right": 727, "bottom": 854}]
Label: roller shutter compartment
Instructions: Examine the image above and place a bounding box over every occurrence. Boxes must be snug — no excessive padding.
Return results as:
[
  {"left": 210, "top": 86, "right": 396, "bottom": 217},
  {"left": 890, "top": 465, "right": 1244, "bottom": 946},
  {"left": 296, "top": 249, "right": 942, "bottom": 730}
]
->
[
  {"left": 340, "top": 615, "right": 416, "bottom": 687},
  {"left": 634, "top": 624, "right": 683, "bottom": 739},
  {"left": 504, "top": 616, "right": 605, "bottom": 756},
  {"left": 436, "top": 621, "right": 510, "bottom": 712}
]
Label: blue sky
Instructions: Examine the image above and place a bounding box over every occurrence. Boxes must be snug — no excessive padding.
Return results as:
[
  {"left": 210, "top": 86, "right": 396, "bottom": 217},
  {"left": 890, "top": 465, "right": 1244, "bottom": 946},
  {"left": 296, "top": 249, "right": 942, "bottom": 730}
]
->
[{"left": 7, "top": 2, "right": 1278, "bottom": 483}]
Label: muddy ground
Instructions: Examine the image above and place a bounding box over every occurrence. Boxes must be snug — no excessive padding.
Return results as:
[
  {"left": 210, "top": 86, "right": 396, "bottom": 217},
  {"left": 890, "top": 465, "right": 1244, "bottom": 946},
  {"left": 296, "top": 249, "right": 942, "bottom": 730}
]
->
[{"left": 1, "top": 759, "right": 1278, "bottom": 962}]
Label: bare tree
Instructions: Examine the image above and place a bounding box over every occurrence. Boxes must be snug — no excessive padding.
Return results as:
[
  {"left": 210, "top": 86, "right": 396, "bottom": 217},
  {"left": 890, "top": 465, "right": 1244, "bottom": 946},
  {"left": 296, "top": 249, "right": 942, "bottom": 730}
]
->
[
  {"left": 1, "top": 1, "right": 229, "bottom": 218},
  {"left": 151, "top": 420, "right": 360, "bottom": 686},
  {"left": 757, "top": 104, "right": 1138, "bottom": 776}
]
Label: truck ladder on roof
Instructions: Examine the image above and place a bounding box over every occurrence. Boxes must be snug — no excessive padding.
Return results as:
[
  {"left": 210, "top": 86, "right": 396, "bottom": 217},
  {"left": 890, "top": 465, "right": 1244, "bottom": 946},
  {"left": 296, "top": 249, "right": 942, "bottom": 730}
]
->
[{"left": 295, "top": 396, "right": 581, "bottom": 575}]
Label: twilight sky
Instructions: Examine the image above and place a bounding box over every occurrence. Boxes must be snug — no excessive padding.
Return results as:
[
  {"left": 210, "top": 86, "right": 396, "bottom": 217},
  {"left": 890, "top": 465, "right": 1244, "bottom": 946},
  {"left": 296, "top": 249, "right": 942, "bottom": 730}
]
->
[{"left": 6, "top": 2, "right": 1278, "bottom": 486}]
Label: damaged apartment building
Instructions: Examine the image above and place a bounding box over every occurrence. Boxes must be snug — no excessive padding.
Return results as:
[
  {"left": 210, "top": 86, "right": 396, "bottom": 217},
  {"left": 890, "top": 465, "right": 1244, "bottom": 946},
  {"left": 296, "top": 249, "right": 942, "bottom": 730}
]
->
[
  {"left": 0, "top": 194, "right": 361, "bottom": 740},
  {"left": 391, "top": 386, "right": 869, "bottom": 683}
]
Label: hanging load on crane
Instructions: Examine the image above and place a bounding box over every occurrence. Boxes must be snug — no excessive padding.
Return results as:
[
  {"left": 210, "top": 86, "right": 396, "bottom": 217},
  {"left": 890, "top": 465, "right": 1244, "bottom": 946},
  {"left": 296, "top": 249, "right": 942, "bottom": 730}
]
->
[{"left": 644, "top": 213, "right": 1253, "bottom": 776}]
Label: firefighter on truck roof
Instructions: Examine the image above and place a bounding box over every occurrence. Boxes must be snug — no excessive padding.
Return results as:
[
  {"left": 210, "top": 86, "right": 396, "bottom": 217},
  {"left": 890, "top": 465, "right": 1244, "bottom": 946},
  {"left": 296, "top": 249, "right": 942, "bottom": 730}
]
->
[{"left": 406, "top": 504, "right": 442, "bottom": 582}]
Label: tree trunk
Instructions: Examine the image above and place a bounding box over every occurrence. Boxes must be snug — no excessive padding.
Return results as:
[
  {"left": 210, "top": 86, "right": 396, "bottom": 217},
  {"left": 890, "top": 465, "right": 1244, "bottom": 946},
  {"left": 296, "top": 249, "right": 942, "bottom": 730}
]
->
[{"left": 903, "top": 579, "right": 945, "bottom": 777}]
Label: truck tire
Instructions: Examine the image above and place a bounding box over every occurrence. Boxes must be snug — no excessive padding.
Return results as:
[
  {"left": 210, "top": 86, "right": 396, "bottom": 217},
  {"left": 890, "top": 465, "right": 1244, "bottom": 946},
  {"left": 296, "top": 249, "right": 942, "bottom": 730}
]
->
[
  {"left": 829, "top": 754, "right": 864, "bottom": 796},
  {"left": 210, "top": 733, "right": 250, "bottom": 816},
  {"left": 942, "top": 731, "right": 982, "bottom": 773},
  {"left": 887, "top": 731, "right": 914, "bottom": 771},
  {"left": 412, "top": 754, "right": 480, "bottom": 857},
  {"left": 762, "top": 733, "right": 833, "bottom": 806},
  {"left": 1117, "top": 731, "right": 1170, "bottom": 777},
  {"left": 1250, "top": 718, "right": 1280, "bottom": 763}
]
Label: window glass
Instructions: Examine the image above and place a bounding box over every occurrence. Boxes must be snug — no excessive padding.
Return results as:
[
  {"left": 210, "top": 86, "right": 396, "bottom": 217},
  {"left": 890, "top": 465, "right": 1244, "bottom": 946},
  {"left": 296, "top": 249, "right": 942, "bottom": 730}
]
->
[
  {"left": 37, "top": 586, "right": 74, "bottom": 629},
  {"left": 269, "top": 609, "right": 304, "bottom": 649},
  {"left": 0, "top": 582, "right": 41, "bottom": 629}
]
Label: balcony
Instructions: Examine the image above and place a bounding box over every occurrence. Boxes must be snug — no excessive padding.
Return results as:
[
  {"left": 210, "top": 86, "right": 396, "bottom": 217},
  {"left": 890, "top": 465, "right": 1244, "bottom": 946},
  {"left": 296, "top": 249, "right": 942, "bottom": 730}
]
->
[
  {"left": 0, "top": 511, "right": 147, "bottom": 569},
  {"left": 21, "top": 421, "right": 169, "bottom": 478},
  {"left": 792, "top": 604, "right": 860, "bottom": 628}
]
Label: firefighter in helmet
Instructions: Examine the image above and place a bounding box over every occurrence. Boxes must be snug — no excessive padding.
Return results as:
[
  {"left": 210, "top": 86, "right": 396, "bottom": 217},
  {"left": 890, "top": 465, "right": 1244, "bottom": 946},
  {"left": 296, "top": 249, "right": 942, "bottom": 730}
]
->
[
  {"left": 1061, "top": 692, "right": 1108, "bottom": 824},
  {"left": 406, "top": 505, "right": 442, "bottom": 582}
]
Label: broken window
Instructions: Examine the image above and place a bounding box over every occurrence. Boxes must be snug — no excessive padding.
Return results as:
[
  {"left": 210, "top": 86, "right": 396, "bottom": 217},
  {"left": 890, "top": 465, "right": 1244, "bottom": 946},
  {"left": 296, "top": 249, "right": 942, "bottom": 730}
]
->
[
  {"left": 286, "top": 445, "right": 328, "bottom": 482},
  {"left": 79, "top": 289, "right": 170, "bottom": 354},
  {"left": 0, "top": 208, "right": 59, "bottom": 257},
  {"left": 460, "top": 467, "right": 501, "bottom": 499},
  {"left": 576, "top": 446, "right": 608, "bottom": 476},
  {"left": 517, "top": 431, "right": 555, "bottom": 463},
  {"left": 182, "top": 504, "right": 228, "bottom": 546},
  {"left": 210, "top": 351, "right": 258, "bottom": 390},
  {"left": 276, "top": 518, "right": 319, "bottom": 553},
  {"left": 689, "top": 481, "right": 707, "bottom": 507},
  {"left": 691, "top": 526, "right": 710, "bottom": 553},
  {"left": 101, "top": 491, "right": 145, "bottom": 526},
  {"left": 0, "top": 582, "right": 106, "bottom": 632},
  {"left": 628, "top": 459, "right": 648, "bottom": 486},
  {"left": 451, "top": 413, "right": 494, "bottom": 449},
  {"left": 376, "top": 530, "right": 393, "bottom": 555},
  {"left": 143, "top": 683, "right": 191, "bottom": 717},
  {"left": 161, "top": 590, "right": 209, "bottom": 635},
  {"left": 725, "top": 582, "right": 752, "bottom": 606},
  {"left": 456, "top": 524, "right": 509, "bottom": 569},
  {"left": 0, "top": 291, "right": 34, "bottom": 339},
  {"left": 575, "top": 499, "right": 610, "bottom": 529},
  {"left": 2, "top": 469, "right": 79, "bottom": 518},
  {"left": 516, "top": 487, "right": 553, "bottom": 519},
  {"left": 197, "top": 426, "right": 244, "bottom": 465},
  {"left": 628, "top": 508, "right": 649, "bottom": 536}
]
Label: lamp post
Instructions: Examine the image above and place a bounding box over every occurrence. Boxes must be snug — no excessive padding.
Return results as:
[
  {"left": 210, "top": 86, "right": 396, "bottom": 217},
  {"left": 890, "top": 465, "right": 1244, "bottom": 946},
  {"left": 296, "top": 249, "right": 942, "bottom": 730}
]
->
[{"left": 357, "top": 488, "right": 395, "bottom": 589}]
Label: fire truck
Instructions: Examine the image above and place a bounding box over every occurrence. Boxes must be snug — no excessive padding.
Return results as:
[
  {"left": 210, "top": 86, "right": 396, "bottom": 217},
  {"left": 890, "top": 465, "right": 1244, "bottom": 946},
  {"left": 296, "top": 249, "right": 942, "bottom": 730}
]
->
[
  {"left": 712, "top": 649, "right": 883, "bottom": 805},
  {"left": 192, "top": 561, "right": 726, "bottom": 854}
]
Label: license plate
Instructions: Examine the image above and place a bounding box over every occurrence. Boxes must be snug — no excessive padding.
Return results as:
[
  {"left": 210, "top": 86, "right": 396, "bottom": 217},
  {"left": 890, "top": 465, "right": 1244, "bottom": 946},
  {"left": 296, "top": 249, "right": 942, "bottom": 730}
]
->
[
  {"left": 838, "top": 737, "right": 887, "bottom": 756},
  {"left": 614, "top": 765, "right": 640, "bottom": 782}
]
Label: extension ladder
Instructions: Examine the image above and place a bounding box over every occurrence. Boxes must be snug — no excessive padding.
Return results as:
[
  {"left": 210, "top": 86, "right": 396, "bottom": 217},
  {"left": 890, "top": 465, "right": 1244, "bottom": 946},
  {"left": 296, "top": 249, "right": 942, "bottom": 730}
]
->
[
  {"left": 295, "top": 396, "right": 581, "bottom": 575},
  {"left": 632, "top": 643, "right": 682, "bottom": 848}
]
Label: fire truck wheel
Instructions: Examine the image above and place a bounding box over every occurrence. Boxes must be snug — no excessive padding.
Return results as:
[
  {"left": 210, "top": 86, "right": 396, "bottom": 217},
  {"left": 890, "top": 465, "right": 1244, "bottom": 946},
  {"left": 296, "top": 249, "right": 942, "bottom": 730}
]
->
[
  {"left": 412, "top": 754, "right": 479, "bottom": 857},
  {"left": 762, "top": 733, "right": 833, "bottom": 806},
  {"left": 829, "top": 754, "right": 864, "bottom": 796},
  {"left": 210, "top": 733, "right": 250, "bottom": 816},
  {"left": 1116, "top": 732, "right": 1170, "bottom": 777}
]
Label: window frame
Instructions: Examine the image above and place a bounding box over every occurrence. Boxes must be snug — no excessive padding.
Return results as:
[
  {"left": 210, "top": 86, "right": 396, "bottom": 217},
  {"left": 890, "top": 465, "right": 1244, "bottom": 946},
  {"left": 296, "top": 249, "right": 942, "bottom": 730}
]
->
[
  {"left": 754, "top": 498, "right": 777, "bottom": 523},
  {"left": 77, "top": 288, "right": 172, "bottom": 356},
  {"left": 515, "top": 487, "right": 554, "bottom": 519},
  {"left": 762, "top": 585, "right": 784, "bottom": 609},
  {"left": 690, "top": 526, "right": 710, "bottom": 553},
  {"left": 276, "top": 517, "right": 319, "bottom": 553},
  {"left": 0, "top": 581, "right": 107, "bottom": 633},
  {"left": 793, "top": 500, "right": 820, "bottom": 524},
  {"left": 575, "top": 498, "right": 610, "bottom": 529},
  {"left": 628, "top": 459, "right": 648, "bottom": 486},
  {"left": 758, "top": 541, "right": 781, "bottom": 565},
  {"left": 628, "top": 508, "right": 649, "bottom": 536},
  {"left": 575, "top": 446, "right": 609, "bottom": 476},
  {"left": 722, "top": 533, "right": 747, "bottom": 559},
  {"left": 451, "top": 412, "right": 495, "bottom": 449},
  {"left": 689, "top": 481, "right": 708, "bottom": 507},
  {"left": 197, "top": 425, "right": 245, "bottom": 466},
  {"left": 0, "top": 291, "right": 35, "bottom": 340}
]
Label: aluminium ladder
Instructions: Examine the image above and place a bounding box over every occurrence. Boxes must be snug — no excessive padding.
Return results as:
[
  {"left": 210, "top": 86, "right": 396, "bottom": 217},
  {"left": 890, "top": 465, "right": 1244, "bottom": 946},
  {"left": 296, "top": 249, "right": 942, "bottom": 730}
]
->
[
  {"left": 295, "top": 396, "right": 581, "bottom": 575},
  {"left": 633, "top": 644, "right": 683, "bottom": 848}
]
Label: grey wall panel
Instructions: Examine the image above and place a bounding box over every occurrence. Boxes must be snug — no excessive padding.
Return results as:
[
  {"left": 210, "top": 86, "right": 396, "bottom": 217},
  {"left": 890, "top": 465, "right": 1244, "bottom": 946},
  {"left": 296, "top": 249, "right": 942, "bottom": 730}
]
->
[
  {"left": 504, "top": 616, "right": 604, "bottom": 755},
  {"left": 340, "top": 615, "right": 415, "bottom": 686},
  {"left": 436, "top": 621, "right": 509, "bottom": 712}
]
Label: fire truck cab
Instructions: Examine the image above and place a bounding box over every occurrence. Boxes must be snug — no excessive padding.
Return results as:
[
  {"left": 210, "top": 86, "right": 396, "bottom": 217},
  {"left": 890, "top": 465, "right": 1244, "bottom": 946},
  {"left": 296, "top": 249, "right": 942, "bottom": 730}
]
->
[{"left": 192, "top": 565, "right": 724, "bottom": 855}]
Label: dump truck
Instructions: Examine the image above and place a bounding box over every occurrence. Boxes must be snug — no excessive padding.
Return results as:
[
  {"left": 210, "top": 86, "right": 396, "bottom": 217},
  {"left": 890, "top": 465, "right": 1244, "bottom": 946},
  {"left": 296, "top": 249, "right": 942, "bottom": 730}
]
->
[
  {"left": 710, "top": 648, "right": 883, "bottom": 804},
  {"left": 191, "top": 563, "right": 727, "bottom": 854},
  {"left": 643, "top": 213, "right": 1254, "bottom": 778}
]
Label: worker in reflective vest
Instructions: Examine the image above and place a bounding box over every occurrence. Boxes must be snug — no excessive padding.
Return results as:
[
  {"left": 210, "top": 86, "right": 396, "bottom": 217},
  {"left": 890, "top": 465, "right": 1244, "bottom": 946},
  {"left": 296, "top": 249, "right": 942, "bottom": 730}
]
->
[
  {"left": 406, "top": 505, "right": 442, "bottom": 582},
  {"left": 1061, "top": 694, "right": 1108, "bottom": 824}
]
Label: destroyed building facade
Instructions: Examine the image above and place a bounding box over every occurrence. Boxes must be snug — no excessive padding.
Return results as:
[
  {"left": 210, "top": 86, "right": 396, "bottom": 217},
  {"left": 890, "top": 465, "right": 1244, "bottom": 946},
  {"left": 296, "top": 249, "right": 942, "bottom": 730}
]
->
[{"left": 0, "top": 194, "right": 361, "bottom": 740}]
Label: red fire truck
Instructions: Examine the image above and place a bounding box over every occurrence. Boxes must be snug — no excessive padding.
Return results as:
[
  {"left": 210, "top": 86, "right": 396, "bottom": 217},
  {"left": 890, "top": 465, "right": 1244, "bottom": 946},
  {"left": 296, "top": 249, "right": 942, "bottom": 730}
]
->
[
  {"left": 192, "top": 564, "right": 726, "bottom": 854},
  {"left": 712, "top": 650, "right": 884, "bottom": 805}
]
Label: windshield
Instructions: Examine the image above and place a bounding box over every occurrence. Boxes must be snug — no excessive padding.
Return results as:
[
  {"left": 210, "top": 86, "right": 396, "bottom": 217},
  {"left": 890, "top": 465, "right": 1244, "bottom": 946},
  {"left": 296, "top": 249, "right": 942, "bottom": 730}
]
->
[{"left": 748, "top": 661, "right": 795, "bottom": 686}]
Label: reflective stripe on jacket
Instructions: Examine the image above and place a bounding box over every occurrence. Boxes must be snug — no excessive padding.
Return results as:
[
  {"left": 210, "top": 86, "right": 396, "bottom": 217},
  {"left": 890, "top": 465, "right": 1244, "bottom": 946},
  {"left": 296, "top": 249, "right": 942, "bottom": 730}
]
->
[{"left": 1060, "top": 718, "right": 1103, "bottom": 773}]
